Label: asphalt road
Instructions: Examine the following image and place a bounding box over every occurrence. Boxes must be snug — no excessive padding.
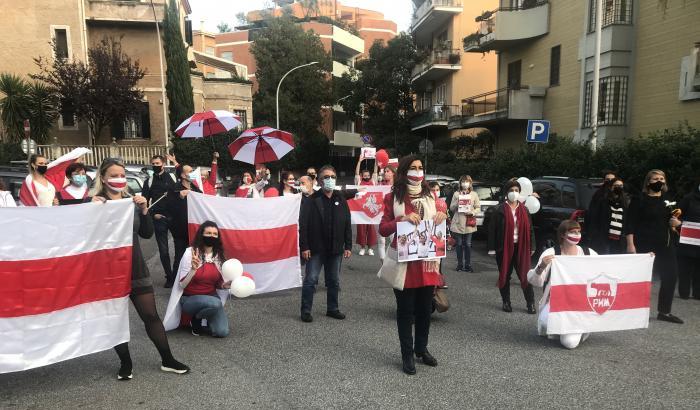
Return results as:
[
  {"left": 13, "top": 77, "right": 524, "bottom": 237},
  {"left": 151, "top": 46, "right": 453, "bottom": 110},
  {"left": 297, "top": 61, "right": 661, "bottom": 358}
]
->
[{"left": 2, "top": 234, "right": 700, "bottom": 409}]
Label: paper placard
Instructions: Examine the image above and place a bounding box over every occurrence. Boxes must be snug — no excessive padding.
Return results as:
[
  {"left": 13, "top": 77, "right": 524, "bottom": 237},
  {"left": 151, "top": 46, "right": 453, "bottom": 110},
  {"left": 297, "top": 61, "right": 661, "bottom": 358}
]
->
[
  {"left": 361, "top": 147, "right": 376, "bottom": 159},
  {"left": 458, "top": 194, "right": 473, "bottom": 214},
  {"left": 396, "top": 220, "right": 447, "bottom": 262}
]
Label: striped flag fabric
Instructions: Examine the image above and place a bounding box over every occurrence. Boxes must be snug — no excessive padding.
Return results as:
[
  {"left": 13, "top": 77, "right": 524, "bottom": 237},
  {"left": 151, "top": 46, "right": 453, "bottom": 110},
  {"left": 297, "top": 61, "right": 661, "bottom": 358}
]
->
[
  {"left": 187, "top": 192, "right": 302, "bottom": 294},
  {"left": 680, "top": 221, "right": 700, "bottom": 246},
  {"left": 346, "top": 185, "right": 391, "bottom": 225},
  {"left": 0, "top": 200, "right": 134, "bottom": 373},
  {"left": 547, "top": 254, "right": 653, "bottom": 335},
  {"left": 20, "top": 147, "right": 91, "bottom": 206}
]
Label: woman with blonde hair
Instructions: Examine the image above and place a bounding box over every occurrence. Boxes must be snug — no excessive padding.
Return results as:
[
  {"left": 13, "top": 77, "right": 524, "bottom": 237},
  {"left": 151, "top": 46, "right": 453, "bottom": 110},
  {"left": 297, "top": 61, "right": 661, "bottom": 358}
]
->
[
  {"left": 91, "top": 158, "right": 190, "bottom": 379},
  {"left": 625, "top": 169, "right": 683, "bottom": 324},
  {"left": 449, "top": 175, "right": 480, "bottom": 272}
]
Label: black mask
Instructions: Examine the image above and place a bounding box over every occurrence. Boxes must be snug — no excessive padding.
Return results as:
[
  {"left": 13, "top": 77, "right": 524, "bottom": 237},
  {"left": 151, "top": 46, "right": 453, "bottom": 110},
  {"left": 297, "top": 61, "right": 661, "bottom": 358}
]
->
[
  {"left": 36, "top": 165, "right": 48, "bottom": 175},
  {"left": 649, "top": 181, "right": 664, "bottom": 193},
  {"left": 613, "top": 187, "right": 623, "bottom": 195},
  {"left": 202, "top": 236, "right": 219, "bottom": 247},
  {"left": 308, "top": 174, "right": 316, "bottom": 180},
  {"left": 362, "top": 177, "right": 371, "bottom": 182},
  {"left": 152, "top": 165, "right": 162, "bottom": 174}
]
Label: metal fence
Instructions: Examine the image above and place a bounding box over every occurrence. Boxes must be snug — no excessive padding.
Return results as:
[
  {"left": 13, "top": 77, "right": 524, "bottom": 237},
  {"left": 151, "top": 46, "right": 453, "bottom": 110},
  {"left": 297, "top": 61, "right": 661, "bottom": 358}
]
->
[
  {"left": 36, "top": 144, "right": 167, "bottom": 166},
  {"left": 588, "top": 0, "right": 633, "bottom": 32},
  {"left": 460, "top": 88, "right": 510, "bottom": 118},
  {"left": 411, "top": 105, "right": 460, "bottom": 128}
]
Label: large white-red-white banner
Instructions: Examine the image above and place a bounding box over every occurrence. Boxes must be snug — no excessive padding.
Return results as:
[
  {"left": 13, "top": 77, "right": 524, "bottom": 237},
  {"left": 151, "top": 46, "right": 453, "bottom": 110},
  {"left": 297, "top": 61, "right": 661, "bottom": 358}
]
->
[
  {"left": 548, "top": 254, "right": 653, "bottom": 335},
  {"left": 680, "top": 221, "right": 700, "bottom": 246},
  {"left": 0, "top": 200, "right": 133, "bottom": 373},
  {"left": 187, "top": 192, "right": 302, "bottom": 294},
  {"left": 347, "top": 185, "right": 391, "bottom": 225}
]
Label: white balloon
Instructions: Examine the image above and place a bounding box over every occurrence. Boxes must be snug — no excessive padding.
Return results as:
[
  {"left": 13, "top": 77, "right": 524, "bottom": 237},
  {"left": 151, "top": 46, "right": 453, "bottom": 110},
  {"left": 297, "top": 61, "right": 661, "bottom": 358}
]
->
[
  {"left": 230, "top": 276, "right": 256, "bottom": 298},
  {"left": 525, "top": 195, "right": 541, "bottom": 214},
  {"left": 517, "top": 177, "right": 533, "bottom": 197},
  {"left": 518, "top": 193, "right": 528, "bottom": 203},
  {"left": 221, "top": 259, "right": 243, "bottom": 282}
]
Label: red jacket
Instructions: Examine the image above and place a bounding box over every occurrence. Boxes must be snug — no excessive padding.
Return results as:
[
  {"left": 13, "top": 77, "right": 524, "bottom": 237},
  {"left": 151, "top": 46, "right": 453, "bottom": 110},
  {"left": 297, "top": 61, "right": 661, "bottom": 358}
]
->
[{"left": 201, "top": 163, "right": 218, "bottom": 195}]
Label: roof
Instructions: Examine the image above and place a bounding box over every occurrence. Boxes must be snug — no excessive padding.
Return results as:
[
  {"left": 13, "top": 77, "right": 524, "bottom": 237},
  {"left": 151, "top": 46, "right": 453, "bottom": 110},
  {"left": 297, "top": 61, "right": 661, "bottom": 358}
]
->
[
  {"left": 192, "top": 50, "right": 246, "bottom": 75},
  {"left": 181, "top": 0, "right": 192, "bottom": 15}
]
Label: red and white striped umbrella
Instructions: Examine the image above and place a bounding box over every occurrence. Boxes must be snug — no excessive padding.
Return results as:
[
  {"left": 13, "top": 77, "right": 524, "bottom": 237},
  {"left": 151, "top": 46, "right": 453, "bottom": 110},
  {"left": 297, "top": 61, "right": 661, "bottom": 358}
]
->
[
  {"left": 228, "top": 126, "right": 295, "bottom": 165},
  {"left": 175, "top": 110, "right": 242, "bottom": 138}
]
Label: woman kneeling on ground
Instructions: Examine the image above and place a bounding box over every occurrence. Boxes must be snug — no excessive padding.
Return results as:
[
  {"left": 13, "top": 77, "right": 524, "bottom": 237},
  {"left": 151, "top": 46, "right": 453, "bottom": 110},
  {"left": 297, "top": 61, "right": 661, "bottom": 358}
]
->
[
  {"left": 163, "top": 221, "right": 231, "bottom": 337},
  {"left": 527, "top": 220, "right": 597, "bottom": 349}
]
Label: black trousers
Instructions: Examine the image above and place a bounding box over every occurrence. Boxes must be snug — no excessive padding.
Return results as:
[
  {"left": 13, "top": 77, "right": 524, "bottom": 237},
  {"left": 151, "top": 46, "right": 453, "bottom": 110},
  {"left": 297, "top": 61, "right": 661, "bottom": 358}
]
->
[
  {"left": 496, "top": 246, "right": 534, "bottom": 305},
  {"left": 639, "top": 245, "right": 677, "bottom": 314},
  {"left": 677, "top": 255, "right": 700, "bottom": 299},
  {"left": 393, "top": 286, "right": 434, "bottom": 358},
  {"left": 171, "top": 233, "right": 189, "bottom": 280},
  {"left": 153, "top": 217, "right": 172, "bottom": 281}
]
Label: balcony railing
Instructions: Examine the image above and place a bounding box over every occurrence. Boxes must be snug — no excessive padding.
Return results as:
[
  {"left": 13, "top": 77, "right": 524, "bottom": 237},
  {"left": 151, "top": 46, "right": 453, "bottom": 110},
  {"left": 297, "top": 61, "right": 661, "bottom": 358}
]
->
[
  {"left": 411, "top": 104, "right": 459, "bottom": 129},
  {"left": 459, "top": 88, "right": 509, "bottom": 118},
  {"left": 449, "top": 86, "right": 546, "bottom": 129},
  {"left": 36, "top": 144, "right": 167, "bottom": 166},
  {"left": 463, "top": 0, "right": 549, "bottom": 52},
  {"left": 412, "top": 0, "right": 463, "bottom": 29},
  {"left": 85, "top": 0, "right": 166, "bottom": 24},
  {"left": 412, "top": 49, "right": 461, "bottom": 82},
  {"left": 588, "top": 0, "right": 633, "bottom": 32}
]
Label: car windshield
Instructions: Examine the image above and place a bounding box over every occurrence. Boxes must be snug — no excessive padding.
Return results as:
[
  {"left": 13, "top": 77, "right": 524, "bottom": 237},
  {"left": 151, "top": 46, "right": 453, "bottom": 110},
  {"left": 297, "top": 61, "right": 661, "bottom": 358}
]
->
[
  {"left": 577, "top": 180, "right": 601, "bottom": 209},
  {"left": 474, "top": 186, "right": 500, "bottom": 201}
]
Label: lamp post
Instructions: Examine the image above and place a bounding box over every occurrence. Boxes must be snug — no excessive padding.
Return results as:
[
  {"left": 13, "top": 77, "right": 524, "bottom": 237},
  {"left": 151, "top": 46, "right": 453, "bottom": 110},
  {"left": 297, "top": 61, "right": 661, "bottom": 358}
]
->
[
  {"left": 150, "top": 0, "right": 170, "bottom": 155},
  {"left": 590, "top": 0, "right": 603, "bottom": 151},
  {"left": 276, "top": 61, "right": 319, "bottom": 129}
]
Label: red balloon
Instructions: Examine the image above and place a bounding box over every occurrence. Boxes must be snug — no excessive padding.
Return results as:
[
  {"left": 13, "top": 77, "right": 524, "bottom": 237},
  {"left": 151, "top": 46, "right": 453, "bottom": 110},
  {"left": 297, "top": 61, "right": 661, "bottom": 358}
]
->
[
  {"left": 242, "top": 272, "right": 254, "bottom": 281},
  {"left": 375, "top": 149, "right": 389, "bottom": 169}
]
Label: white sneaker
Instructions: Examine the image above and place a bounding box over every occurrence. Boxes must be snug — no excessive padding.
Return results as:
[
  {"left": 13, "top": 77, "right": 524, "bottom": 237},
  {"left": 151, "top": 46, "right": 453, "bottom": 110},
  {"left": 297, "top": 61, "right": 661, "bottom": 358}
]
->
[
  {"left": 359, "top": 248, "right": 366, "bottom": 256},
  {"left": 368, "top": 249, "right": 375, "bottom": 256}
]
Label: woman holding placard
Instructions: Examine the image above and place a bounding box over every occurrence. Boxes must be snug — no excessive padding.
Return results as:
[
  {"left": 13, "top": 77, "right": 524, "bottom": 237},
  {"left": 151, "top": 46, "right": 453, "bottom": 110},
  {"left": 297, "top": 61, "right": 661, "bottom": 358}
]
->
[
  {"left": 378, "top": 155, "right": 448, "bottom": 375},
  {"left": 449, "top": 175, "right": 480, "bottom": 272}
]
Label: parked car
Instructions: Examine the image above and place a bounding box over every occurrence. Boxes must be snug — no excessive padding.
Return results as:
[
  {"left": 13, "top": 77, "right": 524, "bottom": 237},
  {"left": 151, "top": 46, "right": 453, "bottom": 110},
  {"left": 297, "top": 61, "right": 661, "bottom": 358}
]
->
[
  {"left": 425, "top": 174, "right": 457, "bottom": 187},
  {"left": 472, "top": 182, "right": 502, "bottom": 228}
]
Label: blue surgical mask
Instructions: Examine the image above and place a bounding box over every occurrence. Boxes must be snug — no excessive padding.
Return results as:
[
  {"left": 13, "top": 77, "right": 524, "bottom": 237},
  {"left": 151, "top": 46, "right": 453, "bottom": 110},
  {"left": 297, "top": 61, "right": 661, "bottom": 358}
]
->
[
  {"left": 323, "top": 177, "right": 336, "bottom": 191},
  {"left": 72, "top": 175, "right": 87, "bottom": 186},
  {"left": 188, "top": 172, "right": 199, "bottom": 181}
]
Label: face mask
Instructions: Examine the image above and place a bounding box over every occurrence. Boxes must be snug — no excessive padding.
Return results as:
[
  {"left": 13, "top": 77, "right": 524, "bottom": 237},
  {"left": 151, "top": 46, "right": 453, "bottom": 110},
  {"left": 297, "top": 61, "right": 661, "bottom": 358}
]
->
[
  {"left": 308, "top": 174, "right": 316, "bottom": 180},
  {"left": 71, "top": 175, "right": 87, "bottom": 186},
  {"left": 362, "top": 176, "right": 371, "bottom": 182},
  {"left": 202, "top": 236, "right": 219, "bottom": 247},
  {"left": 613, "top": 186, "right": 623, "bottom": 195},
  {"left": 243, "top": 176, "right": 252, "bottom": 185},
  {"left": 36, "top": 165, "right": 48, "bottom": 175},
  {"left": 106, "top": 177, "right": 127, "bottom": 192},
  {"left": 565, "top": 233, "right": 581, "bottom": 245},
  {"left": 323, "top": 177, "right": 336, "bottom": 191},
  {"left": 649, "top": 181, "right": 664, "bottom": 192},
  {"left": 407, "top": 170, "right": 424, "bottom": 186},
  {"left": 507, "top": 191, "right": 519, "bottom": 203},
  {"left": 286, "top": 180, "right": 296, "bottom": 187},
  {"left": 152, "top": 165, "right": 162, "bottom": 174},
  {"left": 461, "top": 182, "right": 470, "bottom": 190},
  {"left": 188, "top": 172, "right": 199, "bottom": 181}
]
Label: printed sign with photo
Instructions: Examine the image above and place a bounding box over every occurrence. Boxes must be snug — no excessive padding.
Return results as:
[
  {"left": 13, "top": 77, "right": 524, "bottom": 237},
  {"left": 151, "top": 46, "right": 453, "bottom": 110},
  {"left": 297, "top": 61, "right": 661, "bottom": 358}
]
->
[
  {"left": 396, "top": 220, "right": 447, "bottom": 262},
  {"left": 458, "top": 194, "right": 473, "bottom": 214},
  {"left": 361, "top": 147, "right": 376, "bottom": 159}
]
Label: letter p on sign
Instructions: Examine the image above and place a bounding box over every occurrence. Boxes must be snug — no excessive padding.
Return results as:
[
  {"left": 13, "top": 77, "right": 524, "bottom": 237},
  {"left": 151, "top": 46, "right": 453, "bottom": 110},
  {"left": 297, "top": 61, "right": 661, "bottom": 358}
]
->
[{"left": 526, "top": 120, "right": 550, "bottom": 143}]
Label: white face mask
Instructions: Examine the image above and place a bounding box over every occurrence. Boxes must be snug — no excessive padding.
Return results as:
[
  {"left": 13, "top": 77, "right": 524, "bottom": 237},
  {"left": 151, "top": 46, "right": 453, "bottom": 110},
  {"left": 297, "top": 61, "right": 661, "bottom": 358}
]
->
[
  {"left": 461, "top": 182, "right": 470, "bottom": 190},
  {"left": 407, "top": 170, "right": 424, "bottom": 186},
  {"left": 507, "top": 191, "right": 519, "bottom": 203},
  {"left": 565, "top": 233, "right": 581, "bottom": 245}
]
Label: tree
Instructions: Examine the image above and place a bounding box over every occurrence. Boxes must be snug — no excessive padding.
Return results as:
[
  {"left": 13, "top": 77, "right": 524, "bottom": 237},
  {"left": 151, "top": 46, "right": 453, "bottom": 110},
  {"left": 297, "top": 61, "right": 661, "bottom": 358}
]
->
[
  {"left": 217, "top": 22, "right": 232, "bottom": 33},
  {"left": 336, "top": 34, "right": 421, "bottom": 155},
  {"left": 33, "top": 37, "right": 146, "bottom": 145},
  {"left": 0, "top": 73, "right": 29, "bottom": 141},
  {"left": 251, "top": 17, "right": 332, "bottom": 168},
  {"left": 163, "top": 0, "right": 194, "bottom": 131},
  {"left": 235, "top": 12, "right": 248, "bottom": 26},
  {"left": 26, "top": 82, "right": 60, "bottom": 144},
  {"left": 299, "top": 0, "right": 321, "bottom": 19}
]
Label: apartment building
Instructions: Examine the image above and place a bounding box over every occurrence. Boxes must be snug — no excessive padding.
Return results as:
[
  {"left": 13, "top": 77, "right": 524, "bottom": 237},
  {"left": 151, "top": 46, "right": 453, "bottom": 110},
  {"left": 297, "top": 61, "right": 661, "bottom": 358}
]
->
[
  {"left": 0, "top": 0, "right": 253, "bottom": 150},
  {"left": 454, "top": 0, "right": 700, "bottom": 149},
  {"left": 409, "top": 0, "right": 498, "bottom": 140}
]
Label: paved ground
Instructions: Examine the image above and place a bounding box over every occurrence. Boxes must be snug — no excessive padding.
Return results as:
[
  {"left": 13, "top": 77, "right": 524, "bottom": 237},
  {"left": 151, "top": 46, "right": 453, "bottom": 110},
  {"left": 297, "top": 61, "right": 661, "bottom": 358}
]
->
[{"left": 2, "top": 234, "right": 700, "bottom": 409}]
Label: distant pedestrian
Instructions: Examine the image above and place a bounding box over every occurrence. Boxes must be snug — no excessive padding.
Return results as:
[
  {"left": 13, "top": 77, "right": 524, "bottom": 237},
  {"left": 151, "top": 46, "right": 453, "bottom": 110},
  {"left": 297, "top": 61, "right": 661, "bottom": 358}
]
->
[
  {"left": 57, "top": 163, "right": 89, "bottom": 205},
  {"left": 677, "top": 181, "right": 700, "bottom": 299},
  {"left": 626, "top": 169, "right": 683, "bottom": 324},
  {"left": 299, "top": 165, "right": 352, "bottom": 323},
  {"left": 587, "top": 177, "right": 629, "bottom": 254},
  {"left": 355, "top": 154, "right": 378, "bottom": 256},
  {"left": 449, "top": 175, "right": 480, "bottom": 272}
]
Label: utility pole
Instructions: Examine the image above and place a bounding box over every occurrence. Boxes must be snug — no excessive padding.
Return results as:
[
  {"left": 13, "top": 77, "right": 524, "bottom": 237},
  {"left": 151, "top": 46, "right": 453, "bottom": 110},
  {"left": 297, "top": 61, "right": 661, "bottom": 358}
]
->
[
  {"left": 150, "top": 0, "right": 170, "bottom": 154},
  {"left": 590, "top": 0, "right": 603, "bottom": 151}
]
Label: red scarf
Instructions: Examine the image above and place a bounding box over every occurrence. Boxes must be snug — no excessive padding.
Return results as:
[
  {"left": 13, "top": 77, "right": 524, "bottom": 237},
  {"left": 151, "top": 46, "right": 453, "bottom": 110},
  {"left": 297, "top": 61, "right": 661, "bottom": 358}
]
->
[{"left": 498, "top": 203, "right": 531, "bottom": 289}]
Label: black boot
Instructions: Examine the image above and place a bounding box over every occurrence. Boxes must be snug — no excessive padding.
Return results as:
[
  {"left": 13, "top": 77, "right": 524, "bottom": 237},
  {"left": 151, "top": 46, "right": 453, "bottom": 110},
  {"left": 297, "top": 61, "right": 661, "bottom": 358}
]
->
[
  {"left": 502, "top": 301, "right": 512, "bottom": 312},
  {"left": 402, "top": 354, "right": 416, "bottom": 375}
]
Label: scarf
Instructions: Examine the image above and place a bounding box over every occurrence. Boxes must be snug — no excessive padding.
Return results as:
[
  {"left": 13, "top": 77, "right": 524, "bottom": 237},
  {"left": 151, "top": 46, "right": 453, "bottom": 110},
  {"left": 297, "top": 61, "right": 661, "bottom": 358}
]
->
[{"left": 498, "top": 202, "right": 532, "bottom": 289}]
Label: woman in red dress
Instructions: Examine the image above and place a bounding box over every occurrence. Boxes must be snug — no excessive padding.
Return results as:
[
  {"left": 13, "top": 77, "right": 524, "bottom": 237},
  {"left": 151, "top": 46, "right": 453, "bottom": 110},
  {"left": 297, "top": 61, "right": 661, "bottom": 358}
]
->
[{"left": 379, "top": 155, "right": 447, "bottom": 375}]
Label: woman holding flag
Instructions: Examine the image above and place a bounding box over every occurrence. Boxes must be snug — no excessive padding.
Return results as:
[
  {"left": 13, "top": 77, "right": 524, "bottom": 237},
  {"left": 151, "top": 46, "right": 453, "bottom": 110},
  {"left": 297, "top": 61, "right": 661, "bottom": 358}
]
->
[{"left": 91, "top": 158, "right": 190, "bottom": 380}]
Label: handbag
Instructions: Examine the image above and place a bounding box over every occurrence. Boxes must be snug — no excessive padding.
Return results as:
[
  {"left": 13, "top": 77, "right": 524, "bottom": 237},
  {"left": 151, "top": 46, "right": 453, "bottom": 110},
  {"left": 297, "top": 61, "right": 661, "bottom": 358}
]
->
[
  {"left": 466, "top": 216, "right": 477, "bottom": 227},
  {"left": 433, "top": 288, "right": 450, "bottom": 313},
  {"left": 377, "top": 247, "right": 406, "bottom": 290}
]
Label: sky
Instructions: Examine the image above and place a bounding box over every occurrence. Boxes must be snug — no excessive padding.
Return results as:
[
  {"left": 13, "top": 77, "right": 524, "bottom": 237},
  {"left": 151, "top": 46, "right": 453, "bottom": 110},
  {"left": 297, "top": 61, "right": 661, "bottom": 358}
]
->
[{"left": 188, "top": 0, "right": 413, "bottom": 33}]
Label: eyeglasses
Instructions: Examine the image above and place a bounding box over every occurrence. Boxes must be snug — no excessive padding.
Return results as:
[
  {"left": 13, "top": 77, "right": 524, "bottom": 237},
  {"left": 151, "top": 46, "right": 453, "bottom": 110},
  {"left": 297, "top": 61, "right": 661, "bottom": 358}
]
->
[{"left": 322, "top": 175, "right": 337, "bottom": 180}]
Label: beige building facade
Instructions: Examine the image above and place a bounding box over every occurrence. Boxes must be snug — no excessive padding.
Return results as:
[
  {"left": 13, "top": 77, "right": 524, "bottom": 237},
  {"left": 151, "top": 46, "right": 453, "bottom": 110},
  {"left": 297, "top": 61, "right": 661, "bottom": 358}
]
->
[{"left": 455, "top": 0, "right": 700, "bottom": 149}]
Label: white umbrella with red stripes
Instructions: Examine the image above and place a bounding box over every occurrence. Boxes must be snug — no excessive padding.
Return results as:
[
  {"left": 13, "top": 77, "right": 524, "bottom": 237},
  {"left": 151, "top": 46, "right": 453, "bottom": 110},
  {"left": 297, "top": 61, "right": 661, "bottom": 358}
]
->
[
  {"left": 174, "top": 110, "right": 242, "bottom": 138},
  {"left": 228, "top": 126, "right": 295, "bottom": 165}
]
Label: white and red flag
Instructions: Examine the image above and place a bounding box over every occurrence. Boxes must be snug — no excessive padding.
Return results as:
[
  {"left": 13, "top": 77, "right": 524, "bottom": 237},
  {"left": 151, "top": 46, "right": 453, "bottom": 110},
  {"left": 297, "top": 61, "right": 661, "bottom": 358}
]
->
[
  {"left": 0, "top": 200, "right": 133, "bottom": 373},
  {"left": 680, "top": 221, "right": 700, "bottom": 246},
  {"left": 187, "top": 192, "right": 301, "bottom": 293},
  {"left": 346, "top": 185, "right": 391, "bottom": 225},
  {"left": 20, "top": 147, "right": 91, "bottom": 206},
  {"left": 547, "top": 254, "right": 653, "bottom": 335}
]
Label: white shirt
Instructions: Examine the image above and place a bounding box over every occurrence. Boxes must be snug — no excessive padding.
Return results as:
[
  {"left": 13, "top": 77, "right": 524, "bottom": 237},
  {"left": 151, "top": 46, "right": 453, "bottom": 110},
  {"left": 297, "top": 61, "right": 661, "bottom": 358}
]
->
[
  {"left": 511, "top": 205, "right": 519, "bottom": 243},
  {"left": 0, "top": 191, "right": 16, "bottom": 207},
  {"left": 33, "top": 180, "right": 56, "bottom": 207}
]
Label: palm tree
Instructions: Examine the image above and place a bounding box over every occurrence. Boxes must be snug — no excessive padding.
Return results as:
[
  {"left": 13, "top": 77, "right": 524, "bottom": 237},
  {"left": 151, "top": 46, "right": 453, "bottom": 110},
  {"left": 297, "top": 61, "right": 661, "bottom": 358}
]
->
[
  {"left": 0, "top": 73, "right": 30, "bottom": 142},
  {"left": 27, "top": 82, "right": 59, "bottom": 144}
]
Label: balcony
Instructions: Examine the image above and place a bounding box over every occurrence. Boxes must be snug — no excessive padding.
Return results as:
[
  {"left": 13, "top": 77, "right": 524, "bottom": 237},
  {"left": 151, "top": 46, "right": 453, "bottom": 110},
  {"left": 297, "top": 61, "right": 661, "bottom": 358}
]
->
[
  {"left": 448, "top": 87, "right": 546, "bottom": 129},
  {"left": 85, "top": 0, "right": 165, "bottom": 25},
  {"left": 332, "top": 25, "right": 364, "bottom": 57},
  {"left": 463, "top": 0, "right": 549, "bottom": 53},
  {"left": 412, "top": 49, "right": 461, "bottom": 86},
  {"left": 411, "top": 104, "right": 459, "bottom": 131},
  {"left": 333, "top": 61, "right": 352, "bottom": 78},
  {"left": 411, "top": 0, "right": 463, "bottom": 46}
]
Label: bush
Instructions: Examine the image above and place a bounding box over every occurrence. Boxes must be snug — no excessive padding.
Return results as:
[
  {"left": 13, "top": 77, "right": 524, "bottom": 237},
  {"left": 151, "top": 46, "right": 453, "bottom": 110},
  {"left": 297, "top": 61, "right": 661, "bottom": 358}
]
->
[{"left": 0, "top": 141, "right": 25, "bottom": 165}]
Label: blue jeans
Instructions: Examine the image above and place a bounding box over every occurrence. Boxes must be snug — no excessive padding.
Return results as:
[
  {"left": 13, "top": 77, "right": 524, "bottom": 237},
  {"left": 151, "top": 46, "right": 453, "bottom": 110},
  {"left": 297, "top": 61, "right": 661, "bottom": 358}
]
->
[
  {"left": 453, "top": 232, "right": 473, "bottom": 268},
  {"left": 180, "top": 295, "right": 229, "bottom": 337},
  {"left": 301, "top": 252, "right": 342, "bottom": 314}
]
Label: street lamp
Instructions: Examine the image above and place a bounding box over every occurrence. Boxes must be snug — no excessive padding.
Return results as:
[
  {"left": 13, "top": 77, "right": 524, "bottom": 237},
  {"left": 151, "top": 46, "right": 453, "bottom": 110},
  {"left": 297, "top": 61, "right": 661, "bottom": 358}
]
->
[
  {"left": 150, "top": 0, "right": 169, "bottom": 154},
  {"left": 276, "top": 61, "right": 319, "bottom": 129}
]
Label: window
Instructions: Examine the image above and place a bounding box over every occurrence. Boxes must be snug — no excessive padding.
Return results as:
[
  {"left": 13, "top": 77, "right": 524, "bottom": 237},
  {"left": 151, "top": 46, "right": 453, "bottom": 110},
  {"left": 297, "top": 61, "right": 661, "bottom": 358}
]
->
[
  {"left": 550, "top": 45, "right": 561, "bottom": 87},
  {"left": 205, "top": 46, "right": 215, "bottom": 55},
  {"left": 562, "top": 185, "right": 576, "bottom": 208},
  {"left": 59, "top": 99, "right": 76, "bottom": 129},
  {"left": 51, "top": 26, "right": 70, "bottom": 60},
  {"left": 435, "top": 83, "right": 447, "bottom": 105},
  {"left": 220, "top": 51, "right": 233, "bottom": 61},
  {"left": 507, "top": 60, "right": 522, "bottom": 89},
  {"left": 184, "top": 19, "right": 193, "bottom": 46},
  {"left": 589, "top": 0, "right": 633, "bottom": 32},
  {"left": 111, "top": 102, "right": 150, "bottom": 139},
  {"left": 583, "top": 76, "right": 629, "bottom": 127},
  {"left": 534, "top": 182, "right": 562, "bottom": 208},
  {"left": 233, "top": 109, "right": 247, "bottom": 129}
]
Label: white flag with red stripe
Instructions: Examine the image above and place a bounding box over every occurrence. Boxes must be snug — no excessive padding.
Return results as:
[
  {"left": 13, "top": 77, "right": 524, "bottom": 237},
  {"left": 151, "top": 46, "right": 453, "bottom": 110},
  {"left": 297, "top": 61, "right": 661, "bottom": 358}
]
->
[
  {"left": 0, "top": 200, "right": 133, "bottom": 373},
  {"left": 680, "top": 221, "right": 700, "bottom": 246},
  {"left": 187, "top": 192, "right": 301, "bottom": 293},
  {"left": 347, "top": 185, "right": 391, "bottom": 225},
  {"left": 548, "top": 254, "right": 653, "bottom": 335}
]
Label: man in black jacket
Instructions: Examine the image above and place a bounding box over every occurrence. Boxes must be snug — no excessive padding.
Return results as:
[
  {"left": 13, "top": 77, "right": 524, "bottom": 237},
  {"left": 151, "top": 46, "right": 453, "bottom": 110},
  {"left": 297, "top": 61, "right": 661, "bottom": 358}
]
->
[
  {"left": 142, "top": 155, "right": 176, "bottom": 287},
  {"left": 299, "top": 165, "right": 352, "bottom": 322}
]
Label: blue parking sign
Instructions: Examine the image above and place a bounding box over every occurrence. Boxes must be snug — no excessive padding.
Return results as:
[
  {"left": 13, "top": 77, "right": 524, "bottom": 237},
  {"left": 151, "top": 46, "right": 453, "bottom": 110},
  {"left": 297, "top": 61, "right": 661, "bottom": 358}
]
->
[{"left": 526, "top": 120, "right": 550, "bottom": 143}]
